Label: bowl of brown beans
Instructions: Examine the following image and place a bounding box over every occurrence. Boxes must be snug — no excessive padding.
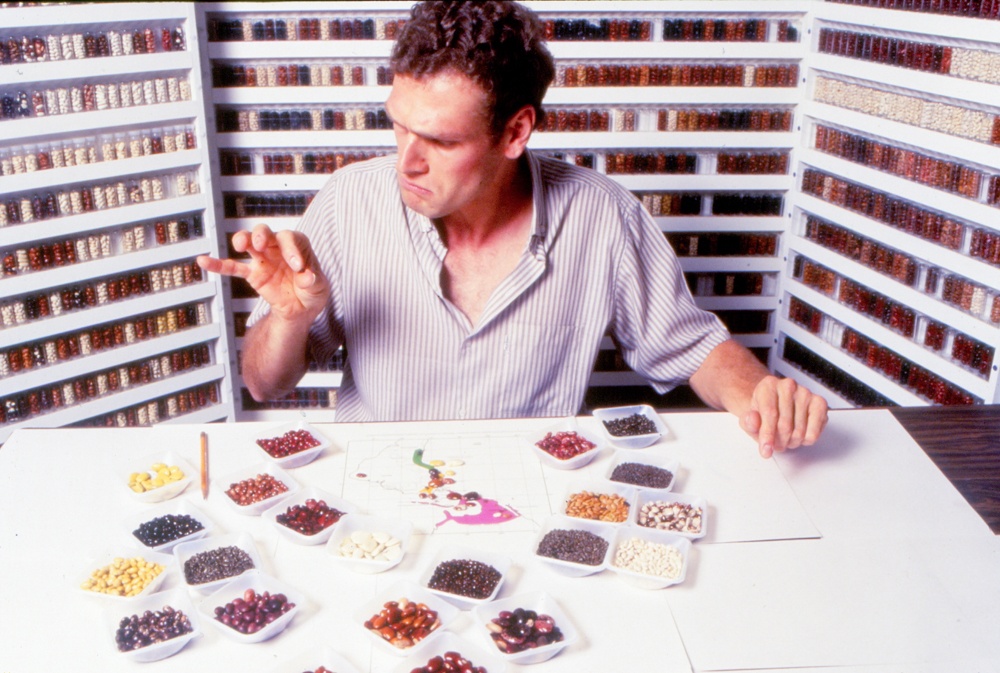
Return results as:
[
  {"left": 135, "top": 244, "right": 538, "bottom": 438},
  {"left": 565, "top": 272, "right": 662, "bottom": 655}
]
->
[
  {"left": 218, "top": 461, "right": 300, "bottom": 516},
  {"left": 198, "top": 570, "right": 304, "bottom": 643},
  {"left": 353, "top": 580, "right": 459, "bottom": 657},
  {"left": 592, "top": 405, "right": 667, "bottom": 449},
  {"left": 471, "top": 590, "right": 578, "bottom": 664},
  {"left": 106, "top": 587, "right": 201, "bottom": 662},
  {"left": 253, "top": 421, "right": 331, "bottom": 469},
  {"left": 561, "top": 481, "right": 635, "bottom": 525},
  {"left": 529, "top": 419, "right": 604, "bottom": 470},
  {"left": 263, "top": 486, "right": 354, "bottom": 545}
]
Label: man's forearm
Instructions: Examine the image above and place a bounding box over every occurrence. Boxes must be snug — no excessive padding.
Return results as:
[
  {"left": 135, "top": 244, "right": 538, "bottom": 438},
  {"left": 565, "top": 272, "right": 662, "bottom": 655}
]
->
[
  {"left": 241, "top": 312, "right": 313, "bottom": 401},
  {"left": 688, "top": 338, "right": 770, "bottom": 417}
]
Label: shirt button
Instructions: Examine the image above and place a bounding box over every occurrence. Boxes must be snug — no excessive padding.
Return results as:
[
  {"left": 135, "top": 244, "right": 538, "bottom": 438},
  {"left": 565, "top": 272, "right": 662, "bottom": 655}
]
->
[{"left": 458, "top": 409, "right": 467, "bottom": 419}]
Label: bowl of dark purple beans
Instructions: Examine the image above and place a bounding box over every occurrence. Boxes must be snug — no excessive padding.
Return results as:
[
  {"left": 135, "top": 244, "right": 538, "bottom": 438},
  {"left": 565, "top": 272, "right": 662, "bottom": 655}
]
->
[
  {"left": 108, "top": 587, "right": 201, "bottom": 662},
  {"left": 472, "top": 591, "right": 578, "bottom": 664},
  {"left": 198, "top": 570, "right": 303, "bottom": 643},
  {"left": 592, "top": 405, "right": 667, "bottom": 449}
]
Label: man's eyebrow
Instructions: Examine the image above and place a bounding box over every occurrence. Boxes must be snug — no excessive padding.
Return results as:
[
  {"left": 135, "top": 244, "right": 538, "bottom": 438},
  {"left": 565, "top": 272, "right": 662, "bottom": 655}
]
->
[{"left": 384, "top": 107, "right": 462, "bottom": 145}]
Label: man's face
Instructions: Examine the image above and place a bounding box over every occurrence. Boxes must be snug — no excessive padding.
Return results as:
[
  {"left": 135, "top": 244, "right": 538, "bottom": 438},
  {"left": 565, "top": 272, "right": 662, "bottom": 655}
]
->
[{"left": 385, "top": 72, "right": 508, "bottom": 222}]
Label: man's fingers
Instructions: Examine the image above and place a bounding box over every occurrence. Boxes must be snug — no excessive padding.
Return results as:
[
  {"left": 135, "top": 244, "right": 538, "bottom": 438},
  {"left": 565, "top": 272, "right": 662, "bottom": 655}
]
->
[
  {"left": 196, "top": 254, "right": 251, "bottom": 280},
  {"left": 754, "top": 378, "right": 779, "bottom": 458},
  {"left": 803, "top": 395, "right": 829, "bottom": 445}
]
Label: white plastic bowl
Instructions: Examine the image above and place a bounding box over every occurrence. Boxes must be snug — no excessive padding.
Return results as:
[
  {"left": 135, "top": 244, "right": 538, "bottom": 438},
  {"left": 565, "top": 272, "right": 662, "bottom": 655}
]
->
[
  {"left": 632, "top": 490, "right": 708, "bottom": 540},
  {"left": 327, "top": 513, "right": 412, "bottom": 573},
  {"left": 591, "top": 405, "right": 667, "bottom": 449},
  {"left": 471, "top": 591, "right": 579, "bottom": 664},
  {"left": 272, "top": 647, "right": 363, "bottom": 673},
  {"left": 608, "top": 525, "right": 692, "bottom": 589},
  {"left": 79, "top": 547, "right": 176, "bottom": 601},
  {"left": 218, "top": 461, "right": 299, "bottom": 516},
  {"left": 528, "top": 419, "right": 604, "bottom": 470},
  {"left": 107, "top": 587, "right": 201, "bottom": 662},
  {"left": 395, "top": 631, "right": 508, "bottom": 673},
  {"left": 263, "top": 486, "right": 354, "bottom": 545},
  {"left": 252, "top": 420, "right": 331, "bottom": 469},
  {"left": 560, "top": 480, "right": 636, "bottom": 525},
  {"left": 533, "top": 515, "right": 615, "bottom": 577},
  {"left": 198, "top": 570, "right": 305, "bottom": 644},
  {"left": 353, "top": 580, "right": 458, "bottom": 657},
  {"left": 419, "top": 544, "right": 511, "bottom": 610},
  {"left": 120, "top": 449, "right": 195, "bottom": 503},
  {"left": 173, "top": 531, "right": 263, "bottom": 593},
  {"left": 605, "top": 451, "right": 679, "bottom": 492},
  {"left": 124, "top": 498, "right": 214, "bottom": 553}
]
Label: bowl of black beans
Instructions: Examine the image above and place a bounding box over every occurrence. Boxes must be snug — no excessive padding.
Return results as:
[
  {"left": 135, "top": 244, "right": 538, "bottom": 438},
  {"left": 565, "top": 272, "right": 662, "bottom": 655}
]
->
[
  {"left": 125, "top": 499, "right": 213, "bottom": 553},
  {"left": 592, "top": 405, "right": 667, "bottom": 449},
  {"left": 605, "top": 452, "right": 679, "bottom": 492},
  {"left": 533, "top": 515, "right": 615, "bottom": 577}
]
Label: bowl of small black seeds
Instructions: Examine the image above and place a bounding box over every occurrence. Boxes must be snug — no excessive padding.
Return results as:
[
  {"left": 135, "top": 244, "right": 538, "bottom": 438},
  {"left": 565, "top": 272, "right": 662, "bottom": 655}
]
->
[
  {"left": 533, "top": 515, "right": 615, "bottom": 577},
  {"left": 592, "top": 405, "right": 667, "bottom": 449},
  {"left": 173, "top": 531, "right": 262, "bottom": 593},
  {"left": 606, "top": 454, "right": 679, "bottom": 491},
  {"left": 125, "top": 499, "right": 213, "bottom": 552}
]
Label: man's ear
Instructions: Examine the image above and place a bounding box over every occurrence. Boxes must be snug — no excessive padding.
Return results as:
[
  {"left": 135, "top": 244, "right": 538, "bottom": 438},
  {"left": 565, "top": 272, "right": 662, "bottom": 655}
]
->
[{"left": 502, "top": 105, "right": 536, "bottom": 159}]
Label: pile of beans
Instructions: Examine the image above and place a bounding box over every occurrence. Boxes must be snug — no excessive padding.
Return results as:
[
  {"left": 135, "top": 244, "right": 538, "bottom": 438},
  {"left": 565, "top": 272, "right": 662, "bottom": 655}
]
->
[
  {"left": 408, "top": 651, "right": 487, "bottom": 673},
  {"left": 257, "top": 428, "right": 321, "bottom": 458},
  {"left": 337, "top": 530, "right": 403, "bottom": 562},
  {"left": 364, "top": 597, "right": 440, "bottom": 649},
  {"left": 610, "top": 462, "right": 673, "bottom": 489},
  {"left": 276, "top": 499, "right": 344, "bottom": 535},
  {"left": 637, "top": 500, "right": 703, "bottom": 534},
  {"left": 487, "top": 607, "right": 564, "bottom": 653},
  {"left": 132, "top": 513, "right": 204, "bottom": 547},
  {"left": 128, "top": 462, "right": 186, "bottom": 493},
  {"left": 537, "top": 528, "right": 609, "bottom": 565},
  {"left": 427, "top": 559, "right": 501, "bottom": 599},
  {"left": 613, "top": 537, "right": 685, "bottom": 579},
  {"left": 183, "top": 545, "right": 255, "bottom": 585},
  {"left": 214, "top": 588, "right": 295, "bottom": 635},
  {"left": 602, "top": 413, "right": 658, "bottom": 437},
  {"left": 565, "top": 490, "right": 630, "bottom": 523},
  {"left": 225, "top": 472, "right": 288, "bottom": 506},
  {"left": 81, "top": 556, "right": 164, "bottom": 597},
  {"left": 535, "top": 430, "right": 595, "bottom": 460},
  {"left": 114, "top": 606, "right": 193, "bottom": 652}
]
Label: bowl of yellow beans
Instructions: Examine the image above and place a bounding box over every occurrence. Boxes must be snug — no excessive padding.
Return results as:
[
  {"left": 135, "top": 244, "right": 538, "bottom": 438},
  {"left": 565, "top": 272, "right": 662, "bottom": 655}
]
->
[
  {"left": 123, "top": 450, "right": 195, "bottom": 503},
  {"left": 79, "top": 548, "right": 176, "bottom": 600}
]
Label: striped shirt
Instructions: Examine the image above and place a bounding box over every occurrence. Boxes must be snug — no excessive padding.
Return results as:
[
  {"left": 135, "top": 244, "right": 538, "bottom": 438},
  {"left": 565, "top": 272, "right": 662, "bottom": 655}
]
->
[{"left": 250, "top": 151, "right": 730, "bottom": 422}]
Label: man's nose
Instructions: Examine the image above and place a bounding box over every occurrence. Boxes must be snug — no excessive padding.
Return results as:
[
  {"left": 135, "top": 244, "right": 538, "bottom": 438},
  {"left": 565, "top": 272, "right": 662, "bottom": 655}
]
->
[{"left": 396, "top": 133, "right": 426, "bottom": 174}]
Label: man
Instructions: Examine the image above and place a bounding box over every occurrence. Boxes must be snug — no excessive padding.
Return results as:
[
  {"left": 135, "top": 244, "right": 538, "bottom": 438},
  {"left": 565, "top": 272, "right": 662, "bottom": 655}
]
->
[{"left": 198, "top": 0, "right": 827, "bottom": 458}]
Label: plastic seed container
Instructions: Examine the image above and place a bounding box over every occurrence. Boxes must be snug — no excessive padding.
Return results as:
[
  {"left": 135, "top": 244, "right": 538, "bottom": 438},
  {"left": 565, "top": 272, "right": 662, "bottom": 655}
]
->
[
  {"left": 218, "top": 461, "right": 299, "bottom": 516},
  {"left": 354, "top": 580, "right": 458, "bottom": 657},
  {"left": 608, "top": 525, "right": 692, "bottom": 589},
  {"left": 532, "top": 515, "right": 615, "bottom": 577},
  {"left": 263, "top": 486, "right": 354, "bottom": 546},
  {"left": 604, "top": 451, "right": 679, "bottom": 492},
  {"left": 632, "top": 490, "right": 708, "bottom": 540},
  {"left": 173, "top": 531, "right": 263, "bottom": 594},
  {"left": 124, "top": 498, "right": 214, "bottom": 553},
  {"left": 198, "top": 570, "right": 305, "bottom": 644},
  {"left": 106, "top": 587, "right": 201, "bottom": 662},
  {"left": 327, "top": 513, "right": 413, "bottom": 574},
  {"left": 419, "top": 544, "right": 511, "bottom": 610},
  {"left": 592, "top": 404, "right": 667, "bottom": 449},
  {"left": 79, "top": 547, "right": 176, "bottom": 601},
  {"left": 252, "top": 420, "right": 331, "bottom": 469},
  {"left": 471, "top": 591, "right": 579, "bottom": 664},
  {"left": 120, "top": 449, "right": 195, "bottom": 503},
  {"left": 528, "top": 418, "right": 604, "bottom": 470}
]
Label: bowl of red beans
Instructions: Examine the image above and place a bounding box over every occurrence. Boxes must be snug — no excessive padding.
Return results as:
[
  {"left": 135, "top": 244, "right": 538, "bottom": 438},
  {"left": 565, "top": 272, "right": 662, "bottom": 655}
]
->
[
  {"left": 253, "top": 421, "right": 330, "bottom": 468},
  {"left": 263, "top": 486, "right": 354, "bottom": 545},
  {"left": 529, "top": 419, "right": 604, "bottom": 470}
]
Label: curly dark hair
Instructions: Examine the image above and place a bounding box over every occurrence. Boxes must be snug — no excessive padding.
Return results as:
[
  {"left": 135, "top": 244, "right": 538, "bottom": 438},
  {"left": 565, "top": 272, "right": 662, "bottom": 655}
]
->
[{"left": 390, "top": 0, "right": 555, "bottom": 139}]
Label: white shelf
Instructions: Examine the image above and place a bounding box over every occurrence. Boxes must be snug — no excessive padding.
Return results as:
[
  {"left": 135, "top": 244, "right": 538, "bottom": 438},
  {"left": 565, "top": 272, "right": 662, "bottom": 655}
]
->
[
  {"left": 799, "top": 149, "right": 1000, "bottom": 233},
  {"left": 612, "top": 174, "right": 792, "bottom": 192},
  {"left": 544, "top": 87, "right": 802, "bottom": 106},
  {"left": 212, "top": 86, "right": 390, "bottom": 106},
  {"left": 206, "top": 40, "right": 393, "bottom": 60},
  {"left": 0, "top": 51, "right": 193, "bottom": 87},
  {"left": 530, "top": 131, "right": 796, "bottom": 150},
  {"left": 0, "top": 283, "right": 218, "bottom": 349},
  {"left": 811, "top": 2, "right": 1000, "bottom": 44},
  {"left": 695, "top": 295, "right": 778, "bottom": 311},
  {"left": 794, "top": 193, "right": 1000, "bottom": 294},
  {"left": 1, "top": 2, "right": 197, "bottom": 28},
  {"left": 678, "top": 257, "right": 784, "bottom": 273},
  {"left": 0, "top": 101, "right": 203, "bottom": 145},
  {"left": 211, "top": 130, "right": 394, "bottom": 149},
  {"left": 808, "top": 53, "right": 1000, "bottom": 112},
  {"left": 0, "top": 324, "right": 222, "bottom": 396},
  {"left": 0, "top": 150, "right": 204, "bottom": 196},
  {"left": 547, "top": 42, "right": 803, "bottom": 61},
  {"left": 0, "top": 194, "right": 209, "bottom": 249},
  {"left": 658, "top": 215, "right": 788, "bottom": 232}
]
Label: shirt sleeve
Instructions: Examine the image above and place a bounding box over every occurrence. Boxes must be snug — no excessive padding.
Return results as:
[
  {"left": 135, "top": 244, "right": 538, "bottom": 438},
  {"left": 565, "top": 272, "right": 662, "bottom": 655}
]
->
[{"left": 610, "top": 199, "right": 731, "bottom": 394}]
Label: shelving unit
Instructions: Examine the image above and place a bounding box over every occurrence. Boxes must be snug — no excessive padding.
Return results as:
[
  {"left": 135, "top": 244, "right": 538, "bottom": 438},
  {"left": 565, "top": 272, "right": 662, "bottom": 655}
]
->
[
  {"left": 776, "top": 2, "right": 1000, "bottom": 407},
  {"left": 0, "top": 3, "right": 235, "bottom": 441}
]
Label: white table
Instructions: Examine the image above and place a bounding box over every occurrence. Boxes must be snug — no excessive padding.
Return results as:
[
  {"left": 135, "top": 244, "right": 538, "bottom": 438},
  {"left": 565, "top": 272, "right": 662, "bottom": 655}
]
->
[{"left": 1, "top": 409, "right": 998, "bottom": 672}]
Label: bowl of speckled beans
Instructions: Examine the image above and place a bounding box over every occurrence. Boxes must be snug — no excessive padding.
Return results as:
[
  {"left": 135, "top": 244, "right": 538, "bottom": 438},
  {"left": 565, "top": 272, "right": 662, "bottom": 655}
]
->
[
  {"left": 173, "top": 531, "right": 263, "bottom": 594},
  {"left": 592, "top": 405, "right": 667, "bottom": 449},
  {"left": 106, "top": 587, "right": 201, "bottom": 662}
]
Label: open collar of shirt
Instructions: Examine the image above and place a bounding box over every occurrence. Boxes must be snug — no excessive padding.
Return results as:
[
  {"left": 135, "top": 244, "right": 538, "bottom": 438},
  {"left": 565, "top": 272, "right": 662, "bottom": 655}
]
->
[{"left": 404, "top": 150, "right": 551, "bottom": 336}]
